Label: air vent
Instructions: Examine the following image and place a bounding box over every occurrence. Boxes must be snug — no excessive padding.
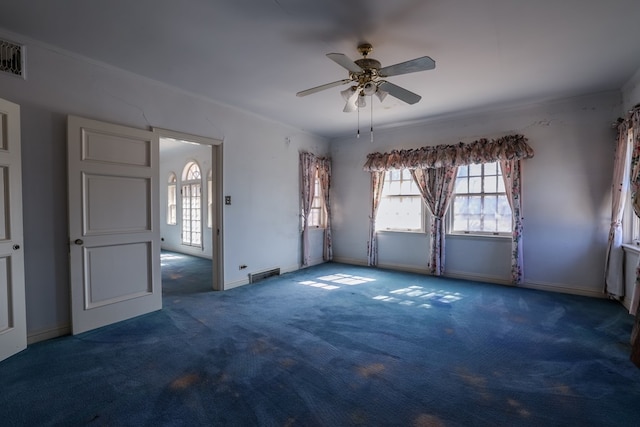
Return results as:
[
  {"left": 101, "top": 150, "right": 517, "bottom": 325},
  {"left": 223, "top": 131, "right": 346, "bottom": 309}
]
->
[
  {"left": 249, "top": 268, "right": 280, "bottom": 284},
  {"left": 0, "top": 39, "right": 24, "bottom": 78}
]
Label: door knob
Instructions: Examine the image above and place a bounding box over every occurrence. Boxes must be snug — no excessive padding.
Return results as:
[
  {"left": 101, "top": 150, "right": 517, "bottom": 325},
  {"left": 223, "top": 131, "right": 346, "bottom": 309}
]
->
[
  {"left": 74, "top": 239, "right": 84, "bottom": 245},
  {"left": 12, "top": 244, "right": 20, "bottom": 250}
]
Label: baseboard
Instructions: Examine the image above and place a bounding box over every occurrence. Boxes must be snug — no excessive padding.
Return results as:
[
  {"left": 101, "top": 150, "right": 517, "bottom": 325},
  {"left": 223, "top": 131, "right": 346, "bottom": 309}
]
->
[
  {"left": 520, "top": 280, "right": 606, "bottom": 299},
  {"left": 332, "top": 257, "right": 607, "bottom": 299},
  {"left": 332, "top": 256, "right": 368, "bottom": 267},
  {"left": 444, "top": 270, "right": 512, "bottom": 286},
  {"left": 27, "top": 324, "right": 70, "bottom": 345},
  {"left": 377, "top": 262, "right": 430, "bottom": 275}
]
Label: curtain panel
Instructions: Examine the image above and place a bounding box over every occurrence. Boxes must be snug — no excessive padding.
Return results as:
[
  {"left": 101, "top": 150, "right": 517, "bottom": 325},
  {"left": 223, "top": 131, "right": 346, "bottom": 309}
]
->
[
  {"left": 410, "top": 167, "right": 458, "bottom": 275},
  {"left": 625, "top": 108, "right": 640, "bottom": 365},
  {"left": 363, "top": 134, "right": 533, "bottom": 171},
  {"left": 500, "top": 159, "right": 525, "bottom": 284},
  {"left": 604, "top": 120, "right": 631, "bottom": 298},
  {"left": 299, "top": 152, "right": 317, "bottom": 267},
  {"left": 299, "top": 152, "right": 333, "bottom": 267},
  {"left": 628, "top": 110, "right": 640, "bottom": 316},
  {"left": 317, "top": 158, "right": 333, "bottom": 261},
  {"left": 367, "top": 171, "right": 385, "bottom": 266}
]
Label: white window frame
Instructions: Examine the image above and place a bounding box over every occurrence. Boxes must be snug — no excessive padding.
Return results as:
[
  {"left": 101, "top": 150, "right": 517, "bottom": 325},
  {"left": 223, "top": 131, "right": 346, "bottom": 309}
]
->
[
  {"left": 181, "top": 161, "right": 203, "bottom": 247},
  {"left": 207, "top": 169, "right": 213, "bottom": 229},
  {"left": 308, "top": 170, "right": 325, "bottom": 228},
  {"left": 167, "top": 172, "right": 177, "bottom": 225},
  {"left": 448, "top": 162, "right": 512, "bottom": 237},
  {"left": 622, "top": 128, "right": 640, "bottom": 245},
  {"left": 376, "top": 169, "right": 426, "bottom": 233}
]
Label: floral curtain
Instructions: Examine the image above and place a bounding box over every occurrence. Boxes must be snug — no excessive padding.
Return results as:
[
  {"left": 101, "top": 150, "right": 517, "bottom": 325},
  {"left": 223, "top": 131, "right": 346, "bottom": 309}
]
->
[
  {"left": 604, "top": 120, "right": 631, "bottom": 298},
  {"left": 367, "top": 171, "right": 385, "bottom": 266},
  {"left": 299, "top": 152, "right": 317, "bottom": 267},
  {"left": 500, "top": 159, "right": 525, "bottom": 284},
  {"left": 317, "top": 158, "right": 333, "bottom": 261},
  {"left": 627, "top": 108, "right": 640, "bottom": 364},
  {"left": 410, "top": 167, "right": 458, "bottom": 275},
  {"left": 629, "top": 110, "right": 640, "bottom": 315},
  {"left": 363, "top": 134, "right": 533, "bottom": 171}
]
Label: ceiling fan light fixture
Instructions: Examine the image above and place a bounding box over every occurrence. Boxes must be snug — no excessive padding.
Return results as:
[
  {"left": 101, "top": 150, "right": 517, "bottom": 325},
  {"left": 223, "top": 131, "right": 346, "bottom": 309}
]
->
[
  {"left": 356, "top": 93, "right": 367, "bottom": 108},
  {"left": 362, "top": 81, "right": 377, "bottom": 96},
  {"left": 340, "top": 86, "right": 357, "bottom": 101},
  {"left": 375, "top": 86, "right": 388, "bottom": 102}
]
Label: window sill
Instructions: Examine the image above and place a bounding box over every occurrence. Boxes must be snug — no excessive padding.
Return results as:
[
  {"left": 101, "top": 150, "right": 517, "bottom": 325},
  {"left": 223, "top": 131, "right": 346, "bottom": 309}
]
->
[
  {"left": 447, "top": 233, "right": 511, "bottom": 241},
  {"left": 376, "top": 229, "right": 427, "bottom": 235},
  {"left": 623, "top": 243, "right": 640, "bottom": 254}
]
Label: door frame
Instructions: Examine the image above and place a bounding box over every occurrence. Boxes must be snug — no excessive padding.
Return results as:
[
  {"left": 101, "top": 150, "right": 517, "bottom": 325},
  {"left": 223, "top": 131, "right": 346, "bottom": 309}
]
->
[{"left": 154, "top": 128, "right": 224, "bottom": 291}]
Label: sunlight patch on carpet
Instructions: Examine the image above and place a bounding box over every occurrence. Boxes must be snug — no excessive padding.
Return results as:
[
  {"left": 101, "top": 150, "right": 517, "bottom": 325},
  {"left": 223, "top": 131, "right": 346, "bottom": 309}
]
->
[
  {"left": 297, "top": 280, "right": 340, "bottom": 290},
  {"left": 297, "top": 272, "right": 376, "bottom": 290},
  {"left": 373, "top": 285, "right": 463, "bottom": 309}
]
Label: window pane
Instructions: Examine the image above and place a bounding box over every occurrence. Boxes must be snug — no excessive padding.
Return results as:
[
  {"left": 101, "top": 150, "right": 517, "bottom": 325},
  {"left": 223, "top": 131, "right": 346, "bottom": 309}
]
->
[
  {"left": 468, "top": 177, "right": 482, "bottom": 193},
  {"left": 469, "top": 163, "right": 482, "bottom": 176},
  {"left": 457, "top": 165, "right": 469, "bottom": 178},
  {"left": 484, "top": 176, "right": 498, "bottom": 192},
  {"left": 484, "top": 196, "right": 497, "bottom": 215},
  {"left": 484, "top": 162, "right": 497, "bottom": 175},
  {"left": 376, "top": 196, "right": 422, "bottom": 231},
  {"left": 451, "top": 161, "right": 512, "bottom": 235},
  {"left": 455, "top": 178, "right": 468, "bottom": 193}
]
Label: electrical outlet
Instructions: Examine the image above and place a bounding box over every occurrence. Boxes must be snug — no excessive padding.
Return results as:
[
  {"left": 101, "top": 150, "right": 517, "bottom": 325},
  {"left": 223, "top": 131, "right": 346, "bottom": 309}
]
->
[{"left": 225, "top": 196, "right": 231, "bottom": 205}]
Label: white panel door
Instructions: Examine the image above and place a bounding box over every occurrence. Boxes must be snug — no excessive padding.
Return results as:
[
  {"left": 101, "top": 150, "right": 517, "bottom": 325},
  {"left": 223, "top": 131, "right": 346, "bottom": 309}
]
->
[
  {"left": 68, "top": 116, "right": 161, "bottom": 335},
  {"left": 0, "top": 98, "right": 25, "bottom": 362}
]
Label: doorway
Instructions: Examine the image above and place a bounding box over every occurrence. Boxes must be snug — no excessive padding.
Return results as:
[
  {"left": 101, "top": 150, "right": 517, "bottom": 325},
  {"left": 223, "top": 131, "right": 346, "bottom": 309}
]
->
[{"left": 156, "top": 128, "right": 224, "bottom": 292}]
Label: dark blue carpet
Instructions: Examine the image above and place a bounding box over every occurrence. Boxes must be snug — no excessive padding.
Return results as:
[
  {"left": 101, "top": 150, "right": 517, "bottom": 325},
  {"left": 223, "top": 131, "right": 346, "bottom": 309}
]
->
[{"left": 1, "top": 251, "right": 639, "bottom": 426}]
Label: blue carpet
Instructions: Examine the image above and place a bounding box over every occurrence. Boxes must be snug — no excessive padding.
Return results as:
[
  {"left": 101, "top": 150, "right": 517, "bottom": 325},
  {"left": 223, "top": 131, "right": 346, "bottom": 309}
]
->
[{"left": 1, "top": 252, "right": 639, "bottom": 426}]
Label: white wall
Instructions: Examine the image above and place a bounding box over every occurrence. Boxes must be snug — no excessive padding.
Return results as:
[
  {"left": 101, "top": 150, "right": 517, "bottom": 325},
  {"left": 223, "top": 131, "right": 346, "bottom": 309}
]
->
[
  {"left": 0, "top": 29, "right": 329, "bottom": 340},
  {"left": 622, "top": 66, "right": 640, "bottom": 111},
  {"left": 159, "top": 142, "right": 213, "bottom": 259},
  {"left": 330, "top": 91, "right": 621, "bottom": 296}
]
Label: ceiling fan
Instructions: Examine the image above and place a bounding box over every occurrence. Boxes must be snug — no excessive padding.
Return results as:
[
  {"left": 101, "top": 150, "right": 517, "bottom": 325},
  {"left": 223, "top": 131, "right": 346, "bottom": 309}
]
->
[{"left": 296, "top": 43, "right": 435, "bottom": 112}]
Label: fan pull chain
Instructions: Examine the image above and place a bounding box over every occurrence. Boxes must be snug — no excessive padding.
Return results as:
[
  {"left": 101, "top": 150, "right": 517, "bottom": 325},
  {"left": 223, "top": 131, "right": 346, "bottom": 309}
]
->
[
  {"left": 357, "top": 104, "right": 360, "bottom": 138},
  {"left": 370, "top": 97, "right": 374, "bottom": 142}
]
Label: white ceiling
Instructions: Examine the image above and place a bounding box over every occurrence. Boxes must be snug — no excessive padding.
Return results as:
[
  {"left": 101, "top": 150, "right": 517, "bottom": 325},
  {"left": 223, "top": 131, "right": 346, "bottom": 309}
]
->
[{"left": 2, "top": 0, "right": 640, "bottom": 138}]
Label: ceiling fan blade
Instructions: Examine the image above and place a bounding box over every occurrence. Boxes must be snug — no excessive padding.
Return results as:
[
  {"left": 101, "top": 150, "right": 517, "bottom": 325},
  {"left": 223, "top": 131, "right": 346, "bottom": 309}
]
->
[
  {"left": 378, "top": 81, "right": 422, "bottom": 105},
  {"left": 378, "top": 56, "right": 436, "bottom": 77},
  {"left": 327, "top": 53, "right": 363, "bottom": 73},
  {"left": 296, "top": 79, "right": 352, "bottom": 97}
]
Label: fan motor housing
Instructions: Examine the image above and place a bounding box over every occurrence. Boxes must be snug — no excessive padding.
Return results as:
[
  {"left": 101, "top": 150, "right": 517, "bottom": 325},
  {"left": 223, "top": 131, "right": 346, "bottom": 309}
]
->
[{"left": 354, "top": 58, "right": 381, "bottom": 71}]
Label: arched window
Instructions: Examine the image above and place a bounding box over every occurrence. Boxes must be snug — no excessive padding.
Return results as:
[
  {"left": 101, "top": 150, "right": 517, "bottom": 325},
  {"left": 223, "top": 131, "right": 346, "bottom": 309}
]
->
[
  {"left": 167, "top": 172, "right": 177, "bottom": 225},
  {"left": 181, "top": 162, "right": 202, "bottom": 247}
]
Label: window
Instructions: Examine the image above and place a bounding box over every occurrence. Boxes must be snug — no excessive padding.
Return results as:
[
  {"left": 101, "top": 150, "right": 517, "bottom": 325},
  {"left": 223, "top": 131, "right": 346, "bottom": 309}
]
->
[
  {"left": 622, "top": 128, "right": 639, "bottom": 244},
  {"left": 181, "top": 162, "right": 202, "bottom": 247},
  {"left": 167, "top": 172, "right": 177, "bottom": 225},
  {"left": 308, "top": 171, "right": 325, "bottom": 228},
  {"left": 207, "top": 169, "right": 213, "bottom": 229},
  {"left": 376, "top": 169, "right": 425, "bottom": 232},
  {"left": 450, "top": 162, "right": 511, "bottom": 235}
]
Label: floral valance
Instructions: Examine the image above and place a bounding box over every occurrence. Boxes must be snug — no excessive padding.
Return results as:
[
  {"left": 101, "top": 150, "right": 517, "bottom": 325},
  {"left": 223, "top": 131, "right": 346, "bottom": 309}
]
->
[{"left": 363, "top": 134, "right": 534, "bottom": 171}]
